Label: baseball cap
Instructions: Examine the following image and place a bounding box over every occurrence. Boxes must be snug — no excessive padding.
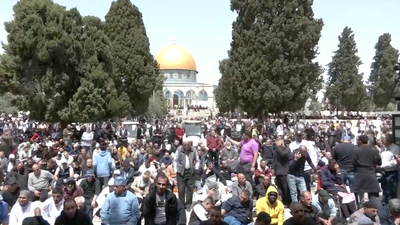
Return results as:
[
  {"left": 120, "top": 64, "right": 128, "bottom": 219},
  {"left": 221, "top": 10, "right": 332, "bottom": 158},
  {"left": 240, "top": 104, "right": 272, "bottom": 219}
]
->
[
  {"left": 9, "top": 154, "right": 15, "bottom": 159},
  {"left": 86, "top": 170, "right": 95, "bottom": 177},
  {"left": 64, "top": 177, "right": 75, "bottom": 184},
  {"left": 343, "top": 135, "right": 352, "bottom": 141},
  {"left": 6, "top": 177, "right": 17, "bottom": 185},
  {"left": 114, "top": 177, "right": 127, "bottom": 186},
  {"left": 318, "top": 190, "right": 330, "bottom": 202},
  {"left": 113, "top": 170, "right": 121, "bottom": 175}
]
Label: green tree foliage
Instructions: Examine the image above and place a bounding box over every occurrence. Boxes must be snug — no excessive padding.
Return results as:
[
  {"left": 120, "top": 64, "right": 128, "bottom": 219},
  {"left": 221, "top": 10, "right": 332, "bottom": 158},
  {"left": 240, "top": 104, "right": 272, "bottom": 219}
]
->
[
  {"left": 368, "top": 33, "right": 400, "bottom": 108},
  {"left": 0, "top": 93, "right": 19, "bottom": 114},
  {"left": 0, "top": 0, "right": 122, "bottom": 122},
  {"left": 147, "top": 90, "right": 166, "bottom": 118},
  {"left": 325, "top": 27, "right": 368, "bottom": 112},
  {"left": 215, "top": 59, "right": 236, "bottom": 112},
  {"left": 218, "top": 0, "right": 323, "bottom": 116},
  {"left": 105, "top": 0, "right": 160, "bottom": 116}
]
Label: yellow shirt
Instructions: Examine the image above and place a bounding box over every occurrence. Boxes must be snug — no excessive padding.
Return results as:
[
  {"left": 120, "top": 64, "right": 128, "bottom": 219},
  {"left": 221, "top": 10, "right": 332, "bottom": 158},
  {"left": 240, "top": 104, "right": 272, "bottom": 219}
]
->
[{"left": 256, "top": 186, "right": 284, "bottom": 225}]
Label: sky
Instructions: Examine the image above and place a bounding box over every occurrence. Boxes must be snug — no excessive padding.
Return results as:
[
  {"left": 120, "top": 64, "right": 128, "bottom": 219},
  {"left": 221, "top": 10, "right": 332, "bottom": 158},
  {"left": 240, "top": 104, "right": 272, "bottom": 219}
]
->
[{"left": 0, "top": 0, "right": 399, "bottom": 87}]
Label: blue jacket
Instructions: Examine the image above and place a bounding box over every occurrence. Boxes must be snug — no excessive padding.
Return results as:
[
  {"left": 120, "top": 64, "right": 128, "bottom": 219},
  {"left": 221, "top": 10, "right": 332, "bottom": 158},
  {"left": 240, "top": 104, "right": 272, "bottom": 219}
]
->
[
  {"left": 320, "top": 167, "right": 347, "bottom": 193},
  {"left": 100, "top": 190, "right": 140, "bottom": 225},
  {"left": 378, "top": 204, "right": 395, "bottom": 225},
  {"left": 93, "top": 150, "right": 112, "bottom": 177},
  {"left": 0, "top": 201, "right": 8, "bottom": 222}
]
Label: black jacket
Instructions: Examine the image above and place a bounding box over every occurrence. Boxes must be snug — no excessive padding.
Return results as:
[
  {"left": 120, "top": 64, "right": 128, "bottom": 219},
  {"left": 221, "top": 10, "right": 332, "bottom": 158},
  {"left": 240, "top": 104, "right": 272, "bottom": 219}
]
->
[
  {"left": 332, "top": 143, "right": 355, "bottom": 171},
  {"left": 54, "top": 210, "right": 92, "bottom": 225},
  {"left": 143, "top": 189, "right": 179, "bottom": 225},
  {"left": 22, "top": 216, "right": 50, "bottom": 225},
  {"left": 274, "top": 146, "right": 290, "bottom": 176}
]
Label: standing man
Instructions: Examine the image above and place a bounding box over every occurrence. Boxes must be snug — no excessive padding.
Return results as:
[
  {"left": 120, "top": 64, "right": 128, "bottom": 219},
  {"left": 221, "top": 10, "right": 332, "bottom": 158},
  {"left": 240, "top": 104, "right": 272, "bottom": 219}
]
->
[
  {"left": 288, "top": 145, "right": 316, "bottom": 202},
  {"left": 174, "top": 140, "right": 200, "bottom": 210},
  {"left": 274, "top": 139, "right": 291, "bottom": 207},
  {"left": 143, "top": 173, "right": 179, "bottom": 225},
  {"left": 207, "top": 130, "right": 221, "bottom": 166},
  {"left": 380, "top": 133, "right": 400, "bottom": 205},
  {"left": 352, "top": 135, "right": 382, "bottom": 204},
  {"left": 227, "top": 130, "right": 259, "bottom": 192},
  {"left": 332, "top": 135, "right": 356, "bottom": 191},
  {"left": 100, "top": 177, "right": 140, "bottom": 225},
  {"left": 80, "top": 127, "right": 93, "bottom": 155}
]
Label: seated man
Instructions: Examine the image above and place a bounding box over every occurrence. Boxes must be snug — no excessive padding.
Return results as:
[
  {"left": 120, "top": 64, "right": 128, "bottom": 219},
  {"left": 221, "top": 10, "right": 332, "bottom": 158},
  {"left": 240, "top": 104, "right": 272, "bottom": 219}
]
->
[
  {"left": 378, "top": 198, "right": 400, "bottom": 225},
  {"left": 130, "top": 171, "right": 154, "bottom": 199},
  {"left": 202, "top": 162, "right": 227, "bottom": 187},
  {"left": 255, "top": 212, "right": 272, "bottom": 225},
  {"left": 41, "top": 187, "right": 64, "bottom": 225},
  {"left": 320, "top": 159, "right": 357, "bottom": 218},
  {"left": 283, "top": 202, "right": 316, "bottom": 225},
  {"left": 199, "top": 181, "right": 230, "bottom": 206},
  {"left": 231, "top": 173, "right": 253, "bottom": 197},
  {"left": 189, "top": 197, "right": 214, "bottom": 225},
  {"left": 200, "top": 206, "right": 229, "bottom": 225},
  {"left": 221, "top": 190, "right": 253, "bottom": 225},
  {"left": 312, "top": 190, "right": 345, "bottom": 225},
  {"left": 300, "top": 191, "right": 319, "bottom": 224},
  {"left": 348, "top": 200, "right": 380, "bottom": 225},
  {"left": 256, "top": 186, "right": 284, "bottom": 225},
  {"left": 256, "top": 175, "right": 273, "bottom": 198}
]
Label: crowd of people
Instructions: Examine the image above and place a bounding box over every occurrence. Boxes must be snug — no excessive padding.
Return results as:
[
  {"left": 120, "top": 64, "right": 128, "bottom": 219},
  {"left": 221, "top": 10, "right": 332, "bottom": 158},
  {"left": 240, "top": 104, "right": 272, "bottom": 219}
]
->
[{"left": 0, "top": 114, "right": 398, "bottom": 225}]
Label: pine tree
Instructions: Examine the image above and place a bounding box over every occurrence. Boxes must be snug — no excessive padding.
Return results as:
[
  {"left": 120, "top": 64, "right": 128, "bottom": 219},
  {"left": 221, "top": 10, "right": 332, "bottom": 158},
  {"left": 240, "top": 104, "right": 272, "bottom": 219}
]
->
[
  {"left": 215, "top": 58, "right": 237, "bottom": 113},
  {"left": 0, "top": 0, "right": 120, "bottom": 122},
  {"left": 369, "top": 33, "right": 400, "bottom": 109},
  {"left": 325, "top": 27, "right": 368, "bottom": 112},
  {"left": 105, "top": 0, "right": 160, "bottom": 116},
  {"left": 221, "top": 0, "right": 323, "bottom": 116}
]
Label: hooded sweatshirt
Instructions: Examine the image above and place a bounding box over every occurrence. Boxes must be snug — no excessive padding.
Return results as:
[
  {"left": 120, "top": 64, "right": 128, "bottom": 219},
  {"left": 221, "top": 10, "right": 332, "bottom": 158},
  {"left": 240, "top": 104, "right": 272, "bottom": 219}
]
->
[
  {"left": 255, "top": 186, "right": 284, "bottom": 225},
  {"left": 93, "top": 150, "right": 113, "bottom": 177}
]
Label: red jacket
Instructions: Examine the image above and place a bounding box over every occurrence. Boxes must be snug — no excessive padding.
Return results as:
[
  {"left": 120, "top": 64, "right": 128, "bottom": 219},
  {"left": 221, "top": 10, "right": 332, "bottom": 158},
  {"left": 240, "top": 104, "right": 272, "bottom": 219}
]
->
[
  {"left": 207, "top": 135, "right": 221, "bottom": 151},
  {"left": 175, "top": 128, "right": 184, "bottom": 140}
]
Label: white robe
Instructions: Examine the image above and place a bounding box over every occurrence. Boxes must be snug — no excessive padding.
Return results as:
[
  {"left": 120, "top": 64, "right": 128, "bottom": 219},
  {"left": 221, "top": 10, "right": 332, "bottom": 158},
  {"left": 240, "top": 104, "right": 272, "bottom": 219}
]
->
[
  {"left": 41, "top": 198, "right": 64, "bottom": 225},
  {"left": 9, "top": 202, "right": 36, "bottom": 225}
]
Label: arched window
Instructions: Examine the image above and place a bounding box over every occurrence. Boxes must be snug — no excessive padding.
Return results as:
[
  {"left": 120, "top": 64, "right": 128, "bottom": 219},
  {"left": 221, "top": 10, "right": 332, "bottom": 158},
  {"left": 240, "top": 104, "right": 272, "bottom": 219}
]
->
[
  {"left": 186, "top": 90, "right": 195, "bottom": 99},
  {"left": 164, "top": 90, "right": 171, "bottom": 99},
  {"left": 198, "top": 90, "right": 208, "bottom": 101},
  {"left": 174, "top": 90, "right": 184, "bottom": 98}
]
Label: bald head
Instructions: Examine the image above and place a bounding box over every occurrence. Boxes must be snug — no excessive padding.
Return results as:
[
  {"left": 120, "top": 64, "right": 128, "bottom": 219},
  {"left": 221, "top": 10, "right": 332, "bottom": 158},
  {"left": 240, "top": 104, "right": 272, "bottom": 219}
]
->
[
  {"left": 301, "top": 191, "right": 311, "bottom": 199},
  {"left": 301, "top": 191, "right": 312, "bottom": 207}
]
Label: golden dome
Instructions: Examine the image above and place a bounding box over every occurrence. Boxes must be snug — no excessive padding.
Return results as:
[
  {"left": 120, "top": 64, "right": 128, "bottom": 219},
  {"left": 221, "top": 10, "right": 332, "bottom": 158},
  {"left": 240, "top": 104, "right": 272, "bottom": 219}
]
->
[{"left": 155, "top": 42, "right": 197, "bottom": 71}]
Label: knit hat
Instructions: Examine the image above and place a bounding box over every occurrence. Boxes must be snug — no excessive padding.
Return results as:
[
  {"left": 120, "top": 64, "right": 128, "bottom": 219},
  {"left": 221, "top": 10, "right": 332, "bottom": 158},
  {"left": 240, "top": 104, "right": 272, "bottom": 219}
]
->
[
  {"left": 318, "top": 190, "right": 330, "bottom": 202},
  {"left": 363, "top": 201, "right": 379, "bottom": 209}
]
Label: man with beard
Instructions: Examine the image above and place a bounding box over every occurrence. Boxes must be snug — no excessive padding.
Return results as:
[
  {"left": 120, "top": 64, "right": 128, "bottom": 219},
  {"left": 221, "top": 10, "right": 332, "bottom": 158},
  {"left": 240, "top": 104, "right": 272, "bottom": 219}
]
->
[
  {"left": 45, "top": 159, "right": 57, "bottom": 175},
  {"left": 256, "top": 186, "right": 284, "bottom": 225},
  {"left": 284, "top": 202, "right": 316, "bottom": 225},
  {"left": 2, "top": 177, "right": 21, "bottom": 209},
  {"left": 63, "top": 177, "right": 84, "bottom": 201},
  {"left": 348, "top": 201, "right": 380, "bottom": 225},
  {"left": 41, "top": 187, "right": 64, "bottom": 224},
  {"left": 100, "top": 177, "right": 140, "bottom": 224},
  {"left": 54, "top": 199, "right": 92, "bottom": 225},
  {"left": 300, "top": 191, "right": 319, "bottom": 224},
  {"left": 80, "top": 158, "right": 93, "bottom": 178},
  {"left": 9, "top": 190, "right": 36, "bottom": 224}
]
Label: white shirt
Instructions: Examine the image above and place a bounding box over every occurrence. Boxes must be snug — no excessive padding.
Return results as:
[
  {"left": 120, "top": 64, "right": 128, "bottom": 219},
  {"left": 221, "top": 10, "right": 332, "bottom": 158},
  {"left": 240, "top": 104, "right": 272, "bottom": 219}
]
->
[
  {"left": 81, "top": 131, "right": 94, "bottom": 147},
  {"left": 9, "top": 202, "right": 36, "bottom": 225},
  {"left": 41, "top": 198, "right": 64, "bottom": 225}
]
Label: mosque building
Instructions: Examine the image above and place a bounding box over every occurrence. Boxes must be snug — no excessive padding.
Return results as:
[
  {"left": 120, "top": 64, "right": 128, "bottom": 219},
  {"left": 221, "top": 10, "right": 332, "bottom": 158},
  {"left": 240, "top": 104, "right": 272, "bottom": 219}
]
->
[{"left": 155, "top": 41, "right": 216, "bottom": 109}]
